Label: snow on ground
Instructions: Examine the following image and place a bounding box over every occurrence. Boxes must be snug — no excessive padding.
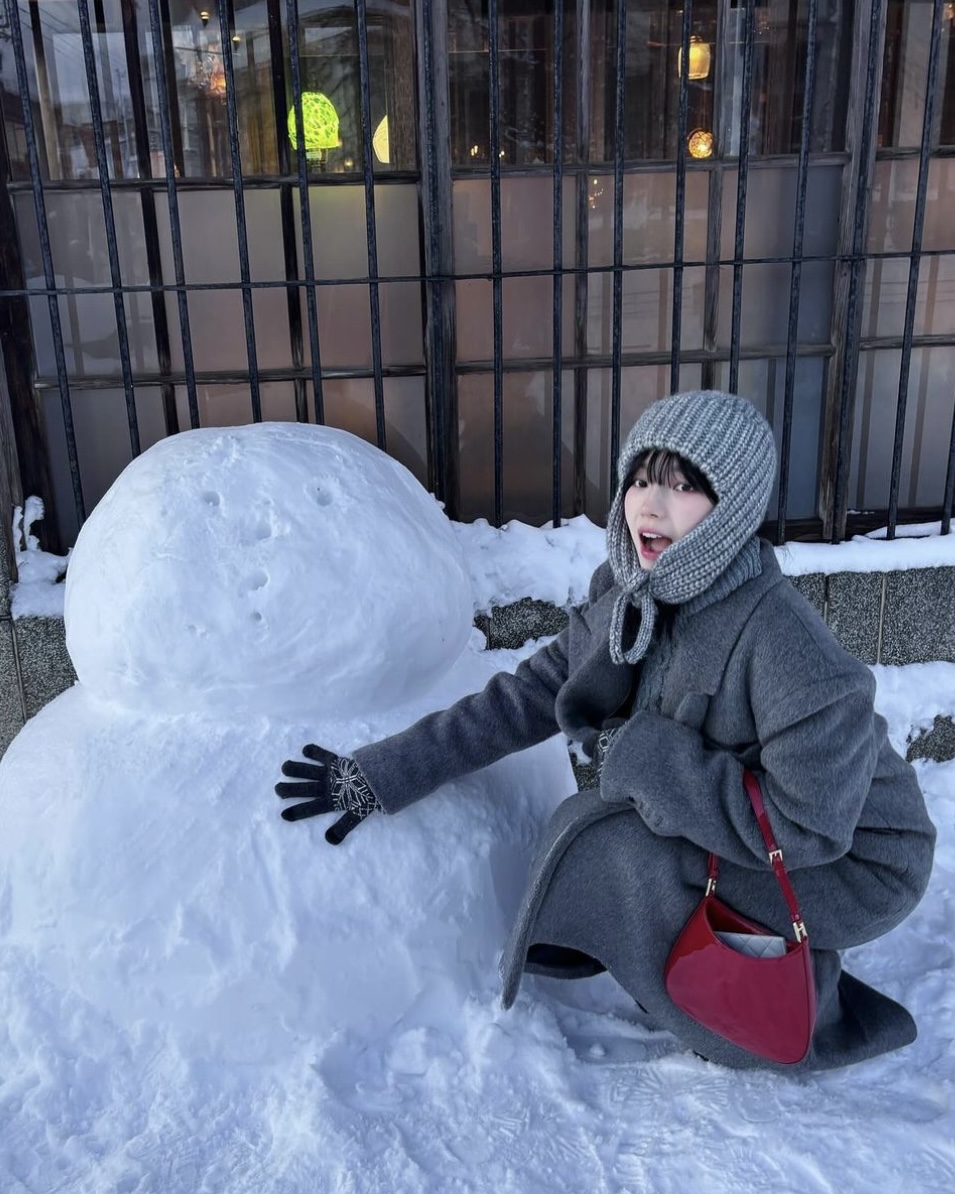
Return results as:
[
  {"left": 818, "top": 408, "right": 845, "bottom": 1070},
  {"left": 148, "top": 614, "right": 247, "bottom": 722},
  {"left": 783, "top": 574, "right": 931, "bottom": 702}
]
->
[{"left": 1, "top": 424, "right": 954, "bottom": 1194}]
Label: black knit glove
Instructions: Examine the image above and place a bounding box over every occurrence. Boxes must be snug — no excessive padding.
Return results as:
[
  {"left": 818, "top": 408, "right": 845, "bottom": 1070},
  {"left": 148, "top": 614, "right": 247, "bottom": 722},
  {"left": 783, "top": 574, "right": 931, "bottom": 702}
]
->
[{"left": 275, "top": 744, "right": 381, "bottom": 845}]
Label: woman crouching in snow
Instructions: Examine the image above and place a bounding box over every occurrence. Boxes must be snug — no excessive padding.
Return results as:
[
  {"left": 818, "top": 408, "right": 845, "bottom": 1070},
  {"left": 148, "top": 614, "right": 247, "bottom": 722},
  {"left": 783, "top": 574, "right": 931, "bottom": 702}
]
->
[{"left": 276, "top": 389, "right": 936, "bottom": 1071}]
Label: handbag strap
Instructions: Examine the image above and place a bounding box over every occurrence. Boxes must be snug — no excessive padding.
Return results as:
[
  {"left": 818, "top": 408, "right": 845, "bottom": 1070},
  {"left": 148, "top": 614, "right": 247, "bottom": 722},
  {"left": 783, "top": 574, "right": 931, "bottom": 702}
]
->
[{"left": 705, "top": 769, "right": 809, "bottom": 943}]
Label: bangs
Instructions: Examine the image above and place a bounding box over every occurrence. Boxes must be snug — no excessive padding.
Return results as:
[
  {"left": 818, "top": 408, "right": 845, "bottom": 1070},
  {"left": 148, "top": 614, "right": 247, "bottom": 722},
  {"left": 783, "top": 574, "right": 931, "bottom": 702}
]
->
[{"left": 630, "top": 450, "right": 717, "bottom": 503}]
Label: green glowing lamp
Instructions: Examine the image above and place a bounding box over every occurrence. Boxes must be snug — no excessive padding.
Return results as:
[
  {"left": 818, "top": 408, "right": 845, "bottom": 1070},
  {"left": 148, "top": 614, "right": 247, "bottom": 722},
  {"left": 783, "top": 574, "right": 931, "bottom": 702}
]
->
[
  {"left": 373, "top": 115, "right": 390, "bottom": 165},
  {"left": 287, "top": 92, "right": 340, "bottom": 152}
]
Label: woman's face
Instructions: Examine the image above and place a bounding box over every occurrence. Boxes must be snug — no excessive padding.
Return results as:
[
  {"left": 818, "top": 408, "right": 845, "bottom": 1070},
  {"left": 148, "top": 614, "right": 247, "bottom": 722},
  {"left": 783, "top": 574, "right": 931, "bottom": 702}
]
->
[{"left": 624, "top": 460, "right": 716, "bottom": 570}]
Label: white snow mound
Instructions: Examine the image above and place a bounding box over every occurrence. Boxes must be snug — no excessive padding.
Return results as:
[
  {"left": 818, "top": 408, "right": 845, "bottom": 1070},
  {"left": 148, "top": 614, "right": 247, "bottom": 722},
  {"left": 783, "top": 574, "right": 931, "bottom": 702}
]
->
[{"left": 64, "top": 423, "right": 473, "bottom": 716}]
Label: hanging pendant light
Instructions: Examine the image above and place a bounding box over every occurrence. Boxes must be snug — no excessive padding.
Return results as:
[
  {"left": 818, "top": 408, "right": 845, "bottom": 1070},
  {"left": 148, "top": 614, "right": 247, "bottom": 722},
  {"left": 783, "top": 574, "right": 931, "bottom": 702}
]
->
[
  {"left": 287, "top": 93, "right": 341, "bottom": 152},
  {"left": 678, "top": 35, "right": 712, "bottom": 81}
]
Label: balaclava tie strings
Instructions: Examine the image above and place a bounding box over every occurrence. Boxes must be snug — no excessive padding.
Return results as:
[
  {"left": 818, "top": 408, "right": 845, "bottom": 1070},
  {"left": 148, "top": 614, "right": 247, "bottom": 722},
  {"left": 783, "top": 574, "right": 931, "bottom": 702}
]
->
[{"left": 606, "top": 390, "right": 777, "bottom": 665}]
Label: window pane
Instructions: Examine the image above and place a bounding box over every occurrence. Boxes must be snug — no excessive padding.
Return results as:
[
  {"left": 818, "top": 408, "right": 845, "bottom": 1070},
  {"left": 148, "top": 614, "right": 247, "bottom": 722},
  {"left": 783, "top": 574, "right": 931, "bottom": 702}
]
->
[
  {"left": 868, "top": 157, "right": 955, "bottom": 254},
  {"left": 447, "top": 2, "right": 850, "bottom": 168},
  {"left": 711, "top": 355, "right": 826, "bottom": 520},
  {"left": 879, "top": 0, "right": 955, "bottom": 149},
  {"left": 618, "top": 1, "right": 718, "bottom": 161},
  {"left": 294, "top": 0, "right": 415, "bottom": 176},
  {"left": 586, "top": 265, "right": 707, "bottom": 353},
  {"left": 457, "top": 370, "right": 578, "bottom": 522},
  {"left": 450, "top": 0, "right": 569, "bottom": 166},
  {"left": 862, "top": 254, "right": 955, "bottom": 341},
  {"left": 721, "top": 0, "right": 851, "bottom": 157},
  {"left": 850, "top": 347, "right": 955, "bottom": 510},
  {"left": 0, "top": 1, "right": 415, "bottom": 181},
  {"left": 319, "top": 376, "right": 429, "bottom": 485},
  {"left": 15, "top": 189, "right": 160, "bottom": 377},
  {"left": 587, "top": 170, "right": 709, "bottom": 267},
  {"left": 172, "top": 380, "right": 296, "bottom": 429}
]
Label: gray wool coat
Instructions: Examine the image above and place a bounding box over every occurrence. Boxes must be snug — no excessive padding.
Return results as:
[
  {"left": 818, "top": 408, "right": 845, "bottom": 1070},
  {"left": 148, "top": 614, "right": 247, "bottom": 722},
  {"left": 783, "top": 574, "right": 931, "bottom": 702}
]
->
[{"left": 354, "top": 541, "right": 937, "bottom": 1071}]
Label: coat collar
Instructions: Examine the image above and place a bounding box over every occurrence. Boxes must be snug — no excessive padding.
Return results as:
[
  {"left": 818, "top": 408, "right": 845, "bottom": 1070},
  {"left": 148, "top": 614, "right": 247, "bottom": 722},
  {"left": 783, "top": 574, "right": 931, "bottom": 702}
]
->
[
  {"left": 665, "top": 540, "right": 783, "bottom": 697},
  {"left": 556, "top": 542, "right": 785, "bottom": 739}
]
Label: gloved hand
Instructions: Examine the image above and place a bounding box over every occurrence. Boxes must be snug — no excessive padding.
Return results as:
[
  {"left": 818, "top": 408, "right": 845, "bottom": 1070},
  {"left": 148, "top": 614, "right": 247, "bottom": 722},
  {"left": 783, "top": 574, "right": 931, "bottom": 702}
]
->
[{"left": 275, "top": 744, "right": 381, "bottom": 845}]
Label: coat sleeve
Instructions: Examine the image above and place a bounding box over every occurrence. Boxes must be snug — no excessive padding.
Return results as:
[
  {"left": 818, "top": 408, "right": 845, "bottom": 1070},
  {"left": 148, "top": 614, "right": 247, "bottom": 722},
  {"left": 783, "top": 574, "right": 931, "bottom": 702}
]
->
[
  {"left": 352, "top": 633, "right": 570, "bottom": 814},
  {"left": 353, "top": 564, "right": 614, "bottom": 814},
  {"left": 600, "top": 602, "right": 885, "bottom": 870}
]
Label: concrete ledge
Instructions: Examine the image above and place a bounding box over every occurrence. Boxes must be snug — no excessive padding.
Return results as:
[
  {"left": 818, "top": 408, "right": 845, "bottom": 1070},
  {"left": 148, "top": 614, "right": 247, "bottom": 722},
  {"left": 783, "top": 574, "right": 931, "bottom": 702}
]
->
[
  {"left": 474, "top": 598, "right": 569, "bottom": 650},
  {"left": 882, "top": 568, "right": 955, "bottom": 666},
  {"left": 826, "top": 572, "right": 883, "bottom": 664},
  {"left": 906, "top": 716, "right": 955, "bottom": 764},
  {"left": 0, "top": 619, "right": 24, "bottom": 757},
  {"left": 15, "top": 616, "right": 76, "bottom": 718},
  {"left": 0, "top": 526, "right": 10, "bottom": 619},
  {"left": 475, "top": 569, "right": 955, "bottom": 667}
]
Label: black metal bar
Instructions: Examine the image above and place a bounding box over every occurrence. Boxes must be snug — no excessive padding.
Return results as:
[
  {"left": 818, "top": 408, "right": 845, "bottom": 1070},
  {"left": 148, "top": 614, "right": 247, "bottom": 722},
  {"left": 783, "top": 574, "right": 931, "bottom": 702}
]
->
[
  {"left": 75, "top": 0, "right": 141, "bottom": 455},
  {"left": 572, "top": 0, "right": 591, "bottom": 516},
  {"left": 355, "top": 0, "right": 386, "bottom": 448},
  {"left": 1, "top": 146, "right": 861, "bottom": 190},
  {"left": 24, "top": 342, "right": 835, "bottom": 385},
  {"left": 415, "top": 0, "right": 457, "bottom": 514},
  {"left": 551, "top": 0, "right": 564, "bottom": 527},
  {"left": 0, "top": 42, "right": 64, "bottom": 550},
  {"left": 832, "top": 0, "right": 884, "bottom": 542},
  {"left": 265, "top": 0, "right": 306, "bottom": 424},
  {"left": 25, "top": 0, "right": 55, "bottom": 179},
  {"left": 24, "top": 339, "right": 837, "bottom": 390},
  {"left": 700, "top": 0, "right": 728, "bottom": 392},
  {"left": 488, "top": 0, "right": 504, "bottom": 525},
  {"left": 284, "top": 0, "right": 325, "bottom": 423},
  {"left": 91, "top": 0, "right": 125, "bottom": 178},
  {"left": 670, "top": 0, "right": 693, "bottom": 393},
  {"left": 18, "top": 241, "right": 955, "bottom": 293},
  {"left": 120, "top": 0, "right": 179, "bottom": 437},
  {"left": 31, "top": 364, "right": 426, "bottom": 390},
  {"left": 778, "top": 0, "right": 820, "bottom": 544},
  {"left": 3, "top": 0, "right": 85, "bottom": 521},
  {"left": 887, "top": 0, "right": 944, "bottom": 539},
  {"left": 728, "top": 0, "right": 755, "bottom": 393},
  {"left": 157, "top": 0, "right": 186, "bottom": 178},
  {"left": 21, "top": 239, "right": 955, "bottom": 294},
  {"left": 146, "top": 0, "right": 199, "bottom": 428},
  {"left": 610, "top": 0, "right": 626, "bottom": 481},
  {"left": 215, "top": 0, "right": 262, "bottom": 420}
]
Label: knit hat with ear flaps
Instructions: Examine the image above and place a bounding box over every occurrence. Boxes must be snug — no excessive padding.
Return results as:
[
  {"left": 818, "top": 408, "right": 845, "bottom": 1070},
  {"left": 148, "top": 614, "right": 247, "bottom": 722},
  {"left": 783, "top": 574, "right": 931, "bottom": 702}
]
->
[{"left": 606, "top": 390, "right": 777, "bottom": 665}]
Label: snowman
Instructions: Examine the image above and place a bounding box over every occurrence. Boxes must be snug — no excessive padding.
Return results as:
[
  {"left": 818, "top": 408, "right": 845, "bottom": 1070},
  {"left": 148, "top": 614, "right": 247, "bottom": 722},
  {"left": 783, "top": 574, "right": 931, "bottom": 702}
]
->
[{"left": 0, "top": 425, "right": 580, "bottom": 1185}]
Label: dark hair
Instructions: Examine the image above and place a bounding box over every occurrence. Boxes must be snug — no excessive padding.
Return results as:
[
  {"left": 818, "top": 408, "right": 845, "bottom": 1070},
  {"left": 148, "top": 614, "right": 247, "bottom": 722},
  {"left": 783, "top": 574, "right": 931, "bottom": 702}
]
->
[{"left": 628, "top": 449, "right": 717, "bottom": 504}]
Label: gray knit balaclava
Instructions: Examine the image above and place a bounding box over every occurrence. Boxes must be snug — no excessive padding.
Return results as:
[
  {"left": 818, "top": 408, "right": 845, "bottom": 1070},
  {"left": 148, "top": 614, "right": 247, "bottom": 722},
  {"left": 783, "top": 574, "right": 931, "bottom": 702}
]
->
[{"left": 606, "top": 390, "right": 777, "bottom": 665}]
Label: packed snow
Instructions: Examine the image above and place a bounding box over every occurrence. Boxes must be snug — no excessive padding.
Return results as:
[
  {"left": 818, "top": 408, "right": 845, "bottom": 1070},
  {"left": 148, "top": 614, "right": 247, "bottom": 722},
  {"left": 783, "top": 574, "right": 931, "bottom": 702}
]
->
[
  {"left": 1, "top": 424, "right": 954, "bottom": 1194},
  {"left": 10, "top": 496, "right": 69, "bottom": 618},
  {"left": 63, "top": 425, "right": 473, "bottom": 717}
]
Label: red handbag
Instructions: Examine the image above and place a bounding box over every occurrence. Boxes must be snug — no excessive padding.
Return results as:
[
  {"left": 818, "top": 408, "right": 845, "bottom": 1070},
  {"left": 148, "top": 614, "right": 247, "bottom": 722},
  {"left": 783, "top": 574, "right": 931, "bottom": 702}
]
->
[{"left": 664, "top": 770, "right": 817, "bottom": 1065}]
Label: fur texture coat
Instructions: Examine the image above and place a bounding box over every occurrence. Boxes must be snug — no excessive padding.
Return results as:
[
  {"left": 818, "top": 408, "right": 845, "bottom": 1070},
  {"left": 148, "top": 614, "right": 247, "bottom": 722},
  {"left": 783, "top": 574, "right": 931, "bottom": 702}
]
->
[{"left": 354, "top": 542, "right": 936, "bottom": 1070}]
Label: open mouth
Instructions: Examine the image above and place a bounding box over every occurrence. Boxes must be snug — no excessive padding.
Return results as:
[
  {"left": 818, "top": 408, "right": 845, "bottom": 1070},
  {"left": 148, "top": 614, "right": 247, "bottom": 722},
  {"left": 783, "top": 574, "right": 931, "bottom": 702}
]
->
[{"left": 638, "top": 531, "right": 672, "bottom": 559}]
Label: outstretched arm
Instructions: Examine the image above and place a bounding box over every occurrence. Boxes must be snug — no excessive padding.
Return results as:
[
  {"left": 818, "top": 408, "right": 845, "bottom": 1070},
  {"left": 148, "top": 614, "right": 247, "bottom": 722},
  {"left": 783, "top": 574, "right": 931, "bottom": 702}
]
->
[{"left": 353, "top": 630, "right": 570, "bottom": 814}]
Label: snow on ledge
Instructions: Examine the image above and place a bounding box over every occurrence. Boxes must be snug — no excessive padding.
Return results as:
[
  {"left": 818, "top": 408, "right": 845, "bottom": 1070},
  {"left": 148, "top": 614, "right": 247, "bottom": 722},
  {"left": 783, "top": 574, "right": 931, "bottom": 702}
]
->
[
  {"left": 455, "top": 516, "right": 955, "bottom": 611},
  {"left": 9, "top": 500, "right": 955, "bottom": 621},
  {"left": 777, "top": 522, "right": 955, "bottom": 578},
  {"left": 9, "top": 498, "right": 69, "bottom": 620}
]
